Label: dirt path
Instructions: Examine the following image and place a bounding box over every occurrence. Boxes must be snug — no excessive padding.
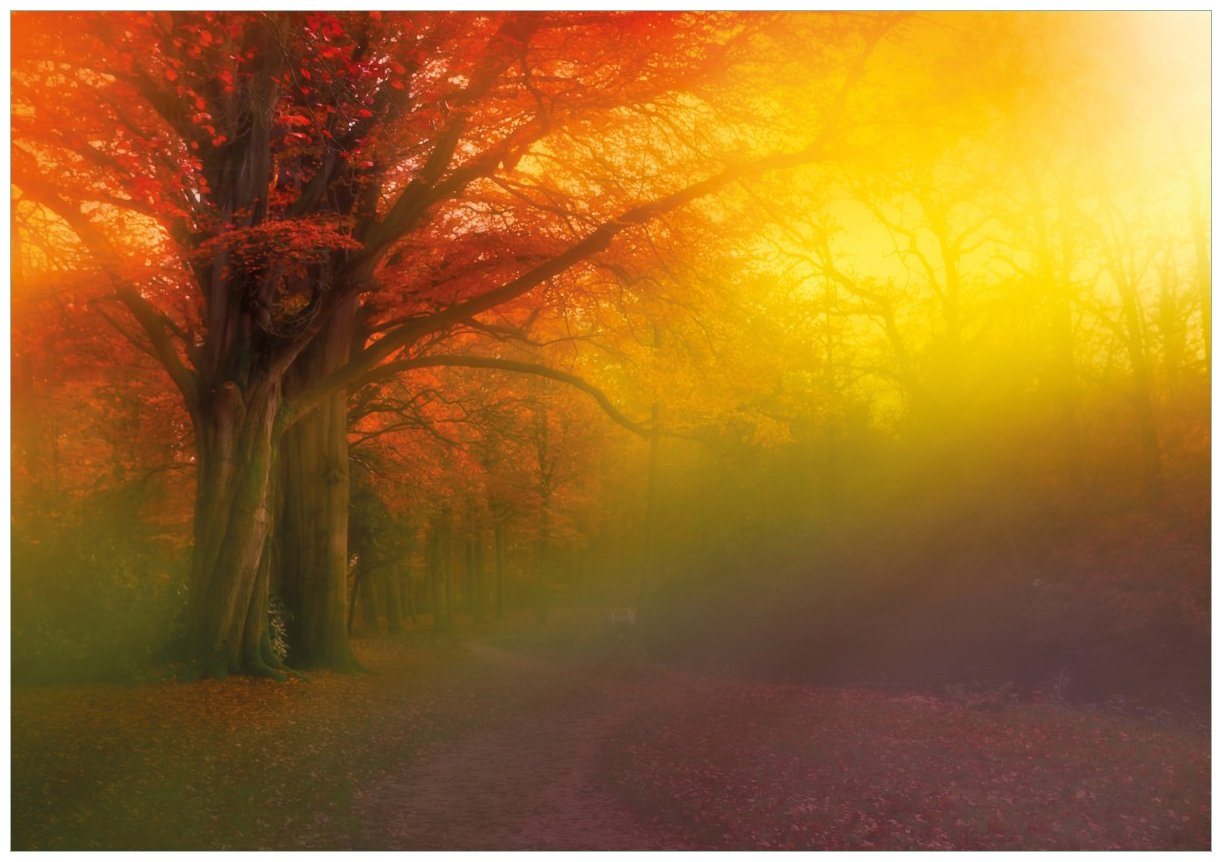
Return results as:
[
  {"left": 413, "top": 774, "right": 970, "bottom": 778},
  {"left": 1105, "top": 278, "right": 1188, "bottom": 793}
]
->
[{"left": 357, "top": 638, "right": 703, "bottom": 850}]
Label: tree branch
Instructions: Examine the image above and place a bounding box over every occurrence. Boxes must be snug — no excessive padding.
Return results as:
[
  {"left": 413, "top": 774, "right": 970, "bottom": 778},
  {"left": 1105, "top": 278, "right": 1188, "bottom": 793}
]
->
[
  {"left": 354, "top": 15, "right": 538, "bottom": 260},
  {"left": 13, "top": 161, "right": 201, "bottom": 419},
  {"left": 281, "top": 23, "right": 889, "bottom": 429},
  {"left": 357, "top": 354, "right": 651, "bottom": 438},
  {"left": 114, "top": 286, "right": 201, "bottom": 419}
]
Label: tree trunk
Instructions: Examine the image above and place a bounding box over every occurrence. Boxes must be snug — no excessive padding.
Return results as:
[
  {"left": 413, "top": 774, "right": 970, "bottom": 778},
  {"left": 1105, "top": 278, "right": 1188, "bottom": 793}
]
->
[
  {"left": 357, "top": 562, "right": 379, "bottom": 634},
  {"left": 382, "top": 561, "right": 404, "bottom": 635},
  {"left": 346, "top": 563, "right": 362, "bottom": 636},
  {"left": 1030, "top": 178, "right": 1084, "bottom": 492},
  {"left": 461, "top": 537, "right": 476, "bottom": 616},
  {"left": 472, "top": 532, "right": 487, "bottom": 623},
  {"left": 493, "top": 520, "right": 506, "bottom": 620},
  {"left": 185, "top": 380, "right": 284, "bottom": 679},
  {"left": 533, "top": 406, "right": 553, "bottom": 626},
  {"left": 402, "top": 561, "right": 418, "bottom": 624},
  {"left": 1114, "top": 266, "right": 1165, "bottom": 504},
  {"left": 1121, "top": 308, "right": 1165, "bottom": 504},
  {"left": 535, "top": 507, "right": 551, "bottom": 626},
  {"left": 273, "top": 296, "right": 359, "bottom": 669},
  {"left": 1190, "top": 185, "right": 1210, "bottom": 371},
  {"left": 641, "top": 401, "right": 661, "bottom": 604},
  {"left": 429, "top": 516, "right": 454, "bottom": 633},
  {"left": 1157, "top": 256, "right": 1186, "bottom": 405},
  {"left": 1048, "top": 283, "right": 1084, "bottom": 490},
  {"left": 442, "top": 526, "right": 456, "bottom": 630}
]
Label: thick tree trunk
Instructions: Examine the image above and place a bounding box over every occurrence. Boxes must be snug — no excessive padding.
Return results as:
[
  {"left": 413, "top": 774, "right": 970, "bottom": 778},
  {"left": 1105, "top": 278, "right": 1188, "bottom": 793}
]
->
[
  {"left": 186, "top": 381, "right": 284, "bottom": 679},
  {"left": 273, "top": 296, "right": 359, "bottom": 669}
]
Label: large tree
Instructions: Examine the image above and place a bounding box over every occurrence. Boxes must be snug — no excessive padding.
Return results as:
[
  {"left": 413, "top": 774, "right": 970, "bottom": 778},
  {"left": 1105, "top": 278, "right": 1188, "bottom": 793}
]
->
[{"left": 13, "top": 11, "right": 883, "bottom": 676}]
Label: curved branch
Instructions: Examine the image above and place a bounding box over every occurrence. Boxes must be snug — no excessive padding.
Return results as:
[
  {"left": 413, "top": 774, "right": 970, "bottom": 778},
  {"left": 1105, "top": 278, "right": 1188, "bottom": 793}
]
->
[
  {"left": 360, "top": 354, "right": 651, "bottom": 438},
  {"left": 113, "top": 286, "right": 200, "bottom": 415}
]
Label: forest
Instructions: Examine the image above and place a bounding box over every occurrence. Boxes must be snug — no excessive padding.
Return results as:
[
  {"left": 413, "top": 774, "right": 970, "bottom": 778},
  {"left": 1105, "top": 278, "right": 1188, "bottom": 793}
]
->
[{"left": 10, "top": 11, "right": 1210, "bottom": 851}]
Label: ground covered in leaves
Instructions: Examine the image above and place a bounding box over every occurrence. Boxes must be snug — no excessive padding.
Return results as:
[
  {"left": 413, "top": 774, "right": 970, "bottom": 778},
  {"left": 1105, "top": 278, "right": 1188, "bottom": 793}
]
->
[
  {"left": 12, "top": 630, "right": 484, "bottom": 850},
  {"left": 604, "top": 682, "right": 1209, "bottom": 850},
  {"left": 12, "top": 608, "right": 1209, "bottom": 850}
]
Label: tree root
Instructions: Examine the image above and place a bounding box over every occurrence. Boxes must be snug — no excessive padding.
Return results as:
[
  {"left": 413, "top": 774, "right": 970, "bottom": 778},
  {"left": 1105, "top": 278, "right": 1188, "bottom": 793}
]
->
[{"left": 244, "top": 658, "right": 289, "bottom": 681}]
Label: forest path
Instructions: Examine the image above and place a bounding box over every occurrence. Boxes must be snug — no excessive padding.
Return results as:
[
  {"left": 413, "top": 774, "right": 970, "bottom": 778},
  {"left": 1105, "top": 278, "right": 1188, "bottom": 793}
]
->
[
  {"left": 356, "top": 631, "right": 706, "bottom": 850},
  {"left": 13, "top": 608, "right": 1208, "bottom": 851}
]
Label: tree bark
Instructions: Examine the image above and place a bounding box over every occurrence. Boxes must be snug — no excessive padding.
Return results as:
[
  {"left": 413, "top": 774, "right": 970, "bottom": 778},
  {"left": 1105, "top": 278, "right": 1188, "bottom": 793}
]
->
[
  {"left": 185, "top": 380, "right": 284, "bottom": 679},
  {"left": 273, "top": 296, "right": 360, "bottom": 669}
]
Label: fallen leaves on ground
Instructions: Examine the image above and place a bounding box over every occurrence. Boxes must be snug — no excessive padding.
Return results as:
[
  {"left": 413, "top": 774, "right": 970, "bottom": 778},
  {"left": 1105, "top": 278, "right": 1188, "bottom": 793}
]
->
[
  {"left": 604, "top": 680, "right": 1209, "bottom": 850},
  {"left": 12, "top": 630, "right": 493, "bottom": 850},
  {"left": 13, "top": 610, "right": 1209, "bottom": 851}
]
